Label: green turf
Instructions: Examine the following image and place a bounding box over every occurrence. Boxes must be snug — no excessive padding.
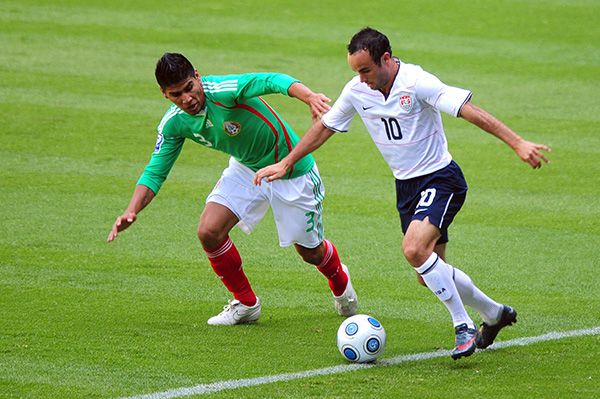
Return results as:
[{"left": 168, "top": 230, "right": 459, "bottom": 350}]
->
[{"left": 1, "top": 0, "right": 599, "bottom": 398}]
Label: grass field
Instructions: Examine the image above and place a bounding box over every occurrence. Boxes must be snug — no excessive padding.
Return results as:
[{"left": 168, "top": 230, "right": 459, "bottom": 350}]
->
[{"left": 1, "top": 0, "right": 600, "bottom": 397}]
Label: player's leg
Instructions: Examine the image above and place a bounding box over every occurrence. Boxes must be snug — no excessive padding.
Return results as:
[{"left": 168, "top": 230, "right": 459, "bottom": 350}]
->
[
  {"left": 424, "top": 243, "right": 504, "bottom": 327},
  {"left": 403, "top": 219, "right": 479, "bottom": 359},
  {"left": 430, "top": 239, "right": 515, "bottom": 348},
  {"left": 415, "top": 242, "right": 445, "bottom": 286},
  {"left": 434, "top": 243, "right": 446, "bottom": 261},
  {"left": 397, "top": 162, "right": 480, "bottom": 358},
  {"left": 270, "top": 166, "right": 356, "bottom": 316},
  {"left": 403, "top": 161, "right": 514, "bottom": 349},
  {"left": 294, "top": 242, "right": 348, "bottom": 297},
  {"left": 412, "top": 231, "right": 515, "bottom": 350},
  {"left": 295, "top": 241, "right": 355, "bottom": 316},
  {"left": 198, "top": 201, "right": 256, "bottom": 306},
  {"left": 200, "top": 159, "right": 270, "bottom": 325},
  {"left": 450, "top": 263, "right": 517, "bottom": 349},
  {"left": 403, "top": 218, "right": 474, "bottom": 328},
  {"left": 198, "top": 202, "right": 261, "bottom": 325}
]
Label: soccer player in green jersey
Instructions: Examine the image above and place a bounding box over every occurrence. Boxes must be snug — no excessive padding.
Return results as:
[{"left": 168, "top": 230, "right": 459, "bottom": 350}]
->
[{"left": 107, "top": 53, "right": 357, "bottom": 325}]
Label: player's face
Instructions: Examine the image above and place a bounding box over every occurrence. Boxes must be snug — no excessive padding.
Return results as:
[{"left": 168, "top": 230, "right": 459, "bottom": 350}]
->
[
  {"left": 348, "top": 50, "right": 392, "bottom": 92},
  {"left": 162, "top": 72, "right": 205, "bottom": 115}
]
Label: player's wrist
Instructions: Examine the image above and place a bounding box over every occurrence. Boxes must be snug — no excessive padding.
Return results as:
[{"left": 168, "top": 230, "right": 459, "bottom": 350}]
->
[
  {"left": 508, "top": 135, "right": 524, "bottom": 150},
  {"left": 280, "top": 157, "right": 295, "bottom": 171}
]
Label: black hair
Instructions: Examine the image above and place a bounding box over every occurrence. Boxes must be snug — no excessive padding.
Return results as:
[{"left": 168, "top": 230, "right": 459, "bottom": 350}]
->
[
  {"left": 155, "top": 53, "right": 195, "bottom": 89},
  {"left": 347, "top": 27, "right": 392, "bottom": 66}
]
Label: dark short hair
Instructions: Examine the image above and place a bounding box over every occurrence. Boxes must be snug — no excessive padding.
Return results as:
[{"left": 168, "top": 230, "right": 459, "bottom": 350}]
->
[
  {"left": 155, "top": 53, "right": 195, "bottom": 89},
  {"left": 347, "top": 27, "right": 392, "bottom": 66}
]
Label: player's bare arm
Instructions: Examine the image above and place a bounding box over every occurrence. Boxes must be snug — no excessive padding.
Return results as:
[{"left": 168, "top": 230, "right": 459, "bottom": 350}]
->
[
  {"left": 253, "top": 121, "right": 335, "bottom": 185},
  {"left": 287, "top": 82, "right": 331, "bottom": 122},
  {"left": 459, "top": 102, "right": 551, "bottom": 169},
  {"left": 107, "top": 184, "right": 155, "bottom": 242}
]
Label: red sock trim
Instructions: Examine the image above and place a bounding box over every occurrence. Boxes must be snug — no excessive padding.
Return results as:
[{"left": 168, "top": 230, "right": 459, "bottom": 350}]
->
[
  {"left": 317, "top": 240, "right": 348, "bottom": 296},
  {"left": 203, "top": 237, "right": 256, "bottom": 306},
  {"left": 204, "top": 237, "right": 233, "bottom": 258}
]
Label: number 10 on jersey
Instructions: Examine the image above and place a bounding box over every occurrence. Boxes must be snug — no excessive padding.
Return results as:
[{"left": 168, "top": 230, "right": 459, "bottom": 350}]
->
[{"left": 381, "top": 117, "right": 402, "bottom": 140}]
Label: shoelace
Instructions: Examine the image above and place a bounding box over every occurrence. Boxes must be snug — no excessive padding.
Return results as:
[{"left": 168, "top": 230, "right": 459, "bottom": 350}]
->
[{"left": 220, "top": 300, "right": 240, "bottom": 313}]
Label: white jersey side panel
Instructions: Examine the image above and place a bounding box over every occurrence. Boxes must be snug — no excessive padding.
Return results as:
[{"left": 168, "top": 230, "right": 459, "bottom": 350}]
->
[{"left": 322, "top": 61, "right": 472, "bottom": 180}]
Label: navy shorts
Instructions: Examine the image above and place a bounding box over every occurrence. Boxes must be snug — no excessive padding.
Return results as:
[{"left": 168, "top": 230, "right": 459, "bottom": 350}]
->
[{"left": 395, "top": 161, "right": 468, "bottom": 245}]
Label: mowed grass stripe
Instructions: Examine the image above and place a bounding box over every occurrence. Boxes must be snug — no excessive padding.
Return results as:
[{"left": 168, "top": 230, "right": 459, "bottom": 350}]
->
[{"left": 122, "top": 326, "right": 600, "bottom": 399}]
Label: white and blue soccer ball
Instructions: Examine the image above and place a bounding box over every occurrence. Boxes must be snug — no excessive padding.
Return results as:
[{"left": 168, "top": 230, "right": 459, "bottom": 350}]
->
[{"left": 336, "top": 314, "right": 386, "bottom": 363}]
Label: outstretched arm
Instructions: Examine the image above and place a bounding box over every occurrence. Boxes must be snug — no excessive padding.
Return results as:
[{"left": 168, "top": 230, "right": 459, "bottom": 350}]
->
[
  {"left": 459, "top": 102, "right": 550, "bottom": 169},
  {"left": 107, "top": 184, "right": 155, "bottom": 242},
  {"left": 287, "top": 82, "right": 331, "bottom": 122},
  {"left": 253, "top": 121, "right": 335, "bottom": 185}
]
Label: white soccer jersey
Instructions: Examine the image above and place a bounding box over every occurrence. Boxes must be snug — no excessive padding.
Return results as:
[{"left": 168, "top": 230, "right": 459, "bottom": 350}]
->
[{"left": 321, "top": 60, "right": 472, "bottom": 180}]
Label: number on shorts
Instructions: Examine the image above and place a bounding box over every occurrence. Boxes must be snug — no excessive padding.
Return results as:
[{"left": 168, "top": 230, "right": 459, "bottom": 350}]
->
[{"left": 418, "top": 188, "right": 436, "bottom": 207}]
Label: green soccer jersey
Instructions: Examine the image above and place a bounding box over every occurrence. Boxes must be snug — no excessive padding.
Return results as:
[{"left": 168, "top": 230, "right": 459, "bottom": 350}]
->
[{"left": 137, "top": 73, "right": 315, "bottom": 194}]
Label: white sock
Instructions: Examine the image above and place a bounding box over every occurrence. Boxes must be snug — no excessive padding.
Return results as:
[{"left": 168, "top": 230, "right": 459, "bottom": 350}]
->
[
  {"left": 448, "top": 264, "right": 503, "bottom": 325},
  {"left": 416, "top": 253, "right": 474, "bottom": 328}
]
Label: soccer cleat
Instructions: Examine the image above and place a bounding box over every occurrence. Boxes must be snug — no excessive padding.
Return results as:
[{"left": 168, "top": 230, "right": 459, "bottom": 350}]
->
[
  {"left": 333, "top": 264, "right": 358, "bottom": 317},
  {"left": 477, "top": 305, "right": 517, "bottom": 349},
  {"left": 207, "top": 297, "right": 261, "bottom": 326},
  {"left": 451, "top": 323, "right": 480, "bottom": 360}
]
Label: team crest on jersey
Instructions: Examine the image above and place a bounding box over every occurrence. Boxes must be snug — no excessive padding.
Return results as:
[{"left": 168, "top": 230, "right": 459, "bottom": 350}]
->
[
  {"left": 223, "top": 121, "right": 242, "bottom": 136},
  {"left": 400, "top": 95, "right": 413, "bottom": 112}
]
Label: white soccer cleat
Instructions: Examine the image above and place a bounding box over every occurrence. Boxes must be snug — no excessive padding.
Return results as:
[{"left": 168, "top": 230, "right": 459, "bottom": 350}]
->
[
  {"left": 207, "top": 297, "right": 261, "bottom": 326},
  {"left": 333, "top": 264, "right": 358, "bottom": 317}
]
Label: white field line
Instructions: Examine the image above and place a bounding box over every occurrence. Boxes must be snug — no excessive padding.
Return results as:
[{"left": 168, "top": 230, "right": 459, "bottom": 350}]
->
[{"left": 122, "top": 326, "right": 600, "bottom": 399}]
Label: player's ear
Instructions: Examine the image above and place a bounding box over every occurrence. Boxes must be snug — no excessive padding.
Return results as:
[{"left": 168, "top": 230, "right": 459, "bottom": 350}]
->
[{"left": 160, "top": 87, "right": 168, "bottom": 99}]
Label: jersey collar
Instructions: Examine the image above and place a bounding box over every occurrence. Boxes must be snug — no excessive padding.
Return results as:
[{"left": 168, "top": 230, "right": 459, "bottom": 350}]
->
[{"left": 380, "top": 59, "right": 401, "bottom": 100}]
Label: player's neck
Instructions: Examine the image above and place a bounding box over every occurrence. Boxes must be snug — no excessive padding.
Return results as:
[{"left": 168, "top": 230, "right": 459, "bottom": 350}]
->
[{"left": 380, "top": 61, "right": 399, "bottom": 98}]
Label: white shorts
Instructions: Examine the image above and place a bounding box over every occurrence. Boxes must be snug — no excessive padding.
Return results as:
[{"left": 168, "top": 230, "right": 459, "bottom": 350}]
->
[{"left": 206, "top": 157, "right": 325, "bottom": 248}]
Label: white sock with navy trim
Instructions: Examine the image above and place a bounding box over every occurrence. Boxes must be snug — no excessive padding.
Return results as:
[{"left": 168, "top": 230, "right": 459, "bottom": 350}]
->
[
  {"left": 416, "top": 253, "right": 474, "bottom": 328},
  {"left": 449, "top": 265, "right": 503, "bottom": 325}
]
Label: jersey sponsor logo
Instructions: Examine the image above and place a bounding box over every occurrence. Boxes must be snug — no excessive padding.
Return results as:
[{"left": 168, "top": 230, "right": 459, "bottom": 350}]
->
[
  {"left": 205, "top": 119, "right": 213, "bottom": 128},
  {"left": 400, "top": 95, "right": 413, "bottom": 112},
  {"left": 223, "top": 121, "right": 242, "bottom": 137},
  {"left": 154, "top": 132, "right": 164, "bottom": 153},
  {"left": 362, "top": 105, "right": 374, "bottom": 110}
]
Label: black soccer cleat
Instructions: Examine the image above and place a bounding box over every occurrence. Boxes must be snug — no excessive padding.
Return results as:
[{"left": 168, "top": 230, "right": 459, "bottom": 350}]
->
[
  {"left": 476, "top": 305, "right": 517, "bottom": 349},
  {"left": 451, "top": 323, "right": 480, "bottom": 360}
]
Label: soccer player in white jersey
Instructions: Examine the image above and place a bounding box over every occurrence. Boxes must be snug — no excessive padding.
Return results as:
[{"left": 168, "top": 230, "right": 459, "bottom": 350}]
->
[
  {"left": 107, "top": 53, "right": 358, "bottom": 326},
  {"left": 254, "top": 28, "right": 550, "bottom": 359}
]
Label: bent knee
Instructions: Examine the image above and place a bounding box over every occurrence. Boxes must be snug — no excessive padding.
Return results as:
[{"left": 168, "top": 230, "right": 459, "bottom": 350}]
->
[
  {"left": 197, "top": 225, "right": 227, "bottom": 249},
  {"left": 402, "top": 240, "right": 431, "bottom": 268},
  {"left": 295, "top": 243, "right": 324, "bottom": 265}
]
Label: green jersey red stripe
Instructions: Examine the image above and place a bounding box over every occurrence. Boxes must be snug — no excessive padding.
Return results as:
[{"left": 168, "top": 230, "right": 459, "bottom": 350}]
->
[
  {"left": 258, "top": 97, "right": 295, "bottom": 178},
  {"left": 214, "top": 100, "right": 281, "bottom": 163}
]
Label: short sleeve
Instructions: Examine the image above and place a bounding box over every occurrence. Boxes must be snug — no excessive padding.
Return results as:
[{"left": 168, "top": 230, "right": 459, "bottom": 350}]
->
[
  {"left": 321, "top": 82, "right": 357, "bottom": 133},
  {"left": 415, "top": 70, "right": 472, "bottom": 117}
]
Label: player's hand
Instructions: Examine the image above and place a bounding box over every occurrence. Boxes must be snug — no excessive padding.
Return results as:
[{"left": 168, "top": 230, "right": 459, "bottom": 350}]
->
[
  {"left": 515, "top": 140, "right": 551, "bottom": 169},
  {"left": 307, "top": 93, "right": 331, "bottom": 122},
  {"left": 253, "top": 162, "right": 289, "bottom": 186},
  {"left": 107, "top": 212, "right": 137, "bottom": 242}
]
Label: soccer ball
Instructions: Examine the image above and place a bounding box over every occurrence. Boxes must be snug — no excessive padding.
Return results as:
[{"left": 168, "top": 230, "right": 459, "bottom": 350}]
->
[{"left": 336, "top": 314, "right": 386, "bottom": 363}]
